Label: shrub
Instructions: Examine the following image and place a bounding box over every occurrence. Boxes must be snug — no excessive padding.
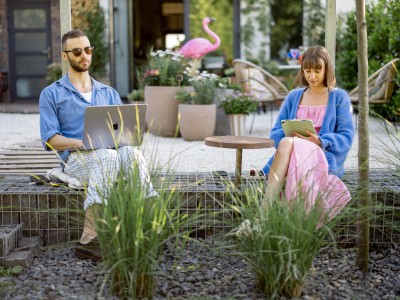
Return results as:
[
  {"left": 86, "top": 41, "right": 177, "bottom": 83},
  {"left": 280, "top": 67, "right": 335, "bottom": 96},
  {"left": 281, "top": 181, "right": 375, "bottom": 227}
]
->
[
  {"left": 219, "top": 91, "right": 258, "bottom": 115},
  {"left": 176, "top": 72, "right": 220, "bottom": 105},
  {"left": 336, "top": 0, "right": 400, "bottom": 121}
]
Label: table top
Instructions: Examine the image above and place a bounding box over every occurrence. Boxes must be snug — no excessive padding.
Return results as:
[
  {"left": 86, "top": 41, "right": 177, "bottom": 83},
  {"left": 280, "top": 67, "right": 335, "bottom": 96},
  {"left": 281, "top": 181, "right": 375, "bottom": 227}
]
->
[{"left": 205, "top": 136, "right": 274, "bottom": 150}]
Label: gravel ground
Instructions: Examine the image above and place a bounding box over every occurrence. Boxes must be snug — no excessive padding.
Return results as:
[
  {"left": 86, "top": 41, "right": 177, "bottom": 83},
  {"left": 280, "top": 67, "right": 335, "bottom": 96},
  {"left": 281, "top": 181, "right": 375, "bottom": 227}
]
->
[{"left": 0, "top": 236, "right": 399, "bottom": 299}]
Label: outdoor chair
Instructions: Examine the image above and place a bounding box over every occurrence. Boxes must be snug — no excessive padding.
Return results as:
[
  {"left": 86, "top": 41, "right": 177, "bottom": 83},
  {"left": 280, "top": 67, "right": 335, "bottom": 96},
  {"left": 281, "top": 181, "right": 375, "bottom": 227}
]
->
[
  {"left": 233, "top": 59, "right": 289, "bottom": 134},
  {"left": 349, "top": 58, "right": 399, "bottom": 129}
]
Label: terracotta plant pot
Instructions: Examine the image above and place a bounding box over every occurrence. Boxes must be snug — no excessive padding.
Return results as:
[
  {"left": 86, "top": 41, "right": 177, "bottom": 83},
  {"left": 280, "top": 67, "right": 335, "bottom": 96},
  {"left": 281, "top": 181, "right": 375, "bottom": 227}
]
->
[
  {"left": 145, "top": 86, "right": 190, "bottom": 137},
  {"left": 178, "top": 104, "right": 216, "bottom": 141}
]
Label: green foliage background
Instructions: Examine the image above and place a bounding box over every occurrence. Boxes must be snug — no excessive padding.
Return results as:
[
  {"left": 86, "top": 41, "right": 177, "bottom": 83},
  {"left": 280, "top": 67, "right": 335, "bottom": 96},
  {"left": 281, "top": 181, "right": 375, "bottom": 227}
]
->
[
  {"left": 189, "top": 0, "right": 233, "bottom": 63},
  {"left": 75, "top": 3, "right": 108, "bottom": 79},
  {"left": 336, "top": 0, "right": 400, "bottom": 121},
  {"left": 269, "top": 0, "right": 303, "bottom": 59}
]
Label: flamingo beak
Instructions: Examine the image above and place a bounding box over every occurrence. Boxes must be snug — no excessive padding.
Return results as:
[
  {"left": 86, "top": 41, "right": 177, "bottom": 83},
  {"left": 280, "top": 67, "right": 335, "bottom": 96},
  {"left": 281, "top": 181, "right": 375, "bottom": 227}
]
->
[{"left": 209, "top": 17, "right": 216, "bottom": 22}]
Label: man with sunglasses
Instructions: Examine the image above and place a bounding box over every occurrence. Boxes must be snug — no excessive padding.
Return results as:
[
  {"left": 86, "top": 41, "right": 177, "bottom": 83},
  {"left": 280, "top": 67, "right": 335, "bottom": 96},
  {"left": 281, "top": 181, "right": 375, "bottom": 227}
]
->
[{"left": 39, "top": 29, "right": 157, "bottom": 261}]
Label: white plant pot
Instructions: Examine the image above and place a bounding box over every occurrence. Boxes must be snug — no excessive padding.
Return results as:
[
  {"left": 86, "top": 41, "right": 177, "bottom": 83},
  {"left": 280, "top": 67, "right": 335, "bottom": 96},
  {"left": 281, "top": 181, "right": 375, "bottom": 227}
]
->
[{"left": 229, "top": 114, "right": 247, "bottom": 136}]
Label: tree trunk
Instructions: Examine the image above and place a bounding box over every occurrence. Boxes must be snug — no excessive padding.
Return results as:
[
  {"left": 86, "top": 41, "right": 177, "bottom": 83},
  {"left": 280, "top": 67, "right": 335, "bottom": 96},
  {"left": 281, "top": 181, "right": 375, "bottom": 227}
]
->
[{"left": 355, "top": 0, "right": 370, "bottom": 272}]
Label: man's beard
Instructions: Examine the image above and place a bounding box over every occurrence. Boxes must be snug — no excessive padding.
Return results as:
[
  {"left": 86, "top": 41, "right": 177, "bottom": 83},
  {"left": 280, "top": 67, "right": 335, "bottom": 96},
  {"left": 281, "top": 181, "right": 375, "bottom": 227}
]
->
[{"left": 68, "top": 57, "right": 91, "bottom": 72}]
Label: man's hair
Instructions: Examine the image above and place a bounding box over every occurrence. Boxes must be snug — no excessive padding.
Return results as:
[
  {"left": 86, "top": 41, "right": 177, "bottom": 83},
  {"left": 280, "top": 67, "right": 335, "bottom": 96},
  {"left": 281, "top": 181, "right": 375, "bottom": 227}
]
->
[
  {"left": 61, "top": 29, "right": 87, "bottom": 49},
  {"left": 299, "top": 45, "right": 336, "bottom": 88}
]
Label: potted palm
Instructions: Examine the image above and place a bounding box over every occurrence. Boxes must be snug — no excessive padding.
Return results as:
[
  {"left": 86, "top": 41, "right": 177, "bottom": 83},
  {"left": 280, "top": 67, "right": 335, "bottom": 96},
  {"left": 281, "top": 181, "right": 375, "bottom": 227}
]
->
[
  {"left": 143, "top": 49, "right": 190, "bottom": 137},
  {"left": 176, "top": 72, "right": 219, "bottom": 141},
  {"left": 219, "top": 91, "right": 258, "bottom": 136}
]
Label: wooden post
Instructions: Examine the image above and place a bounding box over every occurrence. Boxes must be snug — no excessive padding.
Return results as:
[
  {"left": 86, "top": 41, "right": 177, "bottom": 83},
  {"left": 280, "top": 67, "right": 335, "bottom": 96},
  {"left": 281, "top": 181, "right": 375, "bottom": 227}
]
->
[
  {"left": 325, "top": 0, "right": 336, "bottom": 70},
  {"left": 355, "top": 0, "right": 370, "bottom": 272},
  {"left": 60, "top": 0, "right": 72, "bottom": 76}
]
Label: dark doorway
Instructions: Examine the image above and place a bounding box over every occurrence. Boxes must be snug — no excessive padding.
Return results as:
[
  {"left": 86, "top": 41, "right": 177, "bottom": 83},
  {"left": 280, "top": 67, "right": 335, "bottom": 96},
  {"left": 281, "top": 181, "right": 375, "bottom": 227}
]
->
[
  {"left": 132, "top": 0, "right": 185, "bottom": 87},
  {"left": 7, "top": 0, "right": 51, "bottom": 102}
]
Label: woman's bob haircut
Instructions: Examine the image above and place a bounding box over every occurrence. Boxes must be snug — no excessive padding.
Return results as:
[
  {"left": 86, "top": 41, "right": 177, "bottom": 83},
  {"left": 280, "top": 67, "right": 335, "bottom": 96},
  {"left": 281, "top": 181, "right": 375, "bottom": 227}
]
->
[{"left": 299, "top": 45, "right": 336, "bottom": 88}]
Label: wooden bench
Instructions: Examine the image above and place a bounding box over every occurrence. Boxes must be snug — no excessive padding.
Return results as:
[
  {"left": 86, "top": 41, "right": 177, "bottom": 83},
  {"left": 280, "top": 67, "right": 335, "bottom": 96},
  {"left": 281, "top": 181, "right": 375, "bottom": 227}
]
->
[{"left": 0, "top": 143, "right": 60, "bottom": 176}]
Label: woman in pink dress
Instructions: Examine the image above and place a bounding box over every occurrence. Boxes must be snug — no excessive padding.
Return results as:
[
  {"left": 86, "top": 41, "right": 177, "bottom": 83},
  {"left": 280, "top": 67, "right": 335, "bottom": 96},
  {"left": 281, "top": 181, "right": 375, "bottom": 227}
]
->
[{"left": 260, "top": 46, "right": 354, "bottom": 222}]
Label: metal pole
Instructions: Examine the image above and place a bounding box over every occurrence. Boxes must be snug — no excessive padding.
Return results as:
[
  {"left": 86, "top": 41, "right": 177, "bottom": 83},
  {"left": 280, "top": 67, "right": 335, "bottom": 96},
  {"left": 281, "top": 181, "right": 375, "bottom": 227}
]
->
[
  {"left": 325, "top": 0, "right": 336, "bottom": 70},
  {"left": 60, "top": 0, "right": 71, "bottom": 76},
  {"left": 233, "top": 0, "right": 241, "bottom": 59},
  {"left": 183, "top": 0, "right": 190, "bottom": 41},
  {"left": 109, "top": 0, "right": 115, "bottom": 87}
]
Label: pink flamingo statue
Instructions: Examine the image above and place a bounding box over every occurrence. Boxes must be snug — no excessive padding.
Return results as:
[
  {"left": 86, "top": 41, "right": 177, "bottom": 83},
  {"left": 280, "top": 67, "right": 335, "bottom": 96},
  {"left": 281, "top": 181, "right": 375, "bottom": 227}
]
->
[{"left": 180, "top": 17, "right": 221, "bottom": 75}]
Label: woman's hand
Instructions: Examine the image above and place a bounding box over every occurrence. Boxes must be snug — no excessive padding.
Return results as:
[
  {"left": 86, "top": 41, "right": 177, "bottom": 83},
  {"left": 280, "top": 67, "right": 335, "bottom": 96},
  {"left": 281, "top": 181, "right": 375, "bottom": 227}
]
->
[{"left": 293, "top": 130, "right": 322, "bottom": 147}]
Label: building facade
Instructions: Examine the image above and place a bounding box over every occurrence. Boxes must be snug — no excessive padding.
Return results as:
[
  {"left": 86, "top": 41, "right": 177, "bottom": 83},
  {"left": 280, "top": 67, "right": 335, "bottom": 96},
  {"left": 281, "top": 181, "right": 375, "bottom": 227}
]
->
[{"left": 0, "top": 0, "right": 276, "bottom": 104}]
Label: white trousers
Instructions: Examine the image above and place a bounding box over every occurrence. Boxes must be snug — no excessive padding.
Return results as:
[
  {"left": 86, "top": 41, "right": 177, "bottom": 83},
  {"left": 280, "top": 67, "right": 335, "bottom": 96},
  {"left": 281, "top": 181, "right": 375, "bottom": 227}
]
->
[{"left": 63, "top": 146, "right": 157, "bottom": 210}]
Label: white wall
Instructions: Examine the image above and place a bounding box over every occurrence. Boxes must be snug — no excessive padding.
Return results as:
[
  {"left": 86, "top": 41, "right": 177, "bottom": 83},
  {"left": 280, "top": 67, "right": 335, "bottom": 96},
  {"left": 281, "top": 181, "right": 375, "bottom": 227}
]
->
[{"left": 336, "top": 0, "right": 355, "bottom": 14}]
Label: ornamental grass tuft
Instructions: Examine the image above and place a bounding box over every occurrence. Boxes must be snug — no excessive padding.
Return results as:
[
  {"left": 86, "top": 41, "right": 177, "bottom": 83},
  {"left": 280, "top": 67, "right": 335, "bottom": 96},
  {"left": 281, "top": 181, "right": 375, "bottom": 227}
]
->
[
  {"left": 95, "top": 164, "right": 200, "bottom": 299},
  {"left": 226, "top": 183, "right": 338, "bottom": 299}
]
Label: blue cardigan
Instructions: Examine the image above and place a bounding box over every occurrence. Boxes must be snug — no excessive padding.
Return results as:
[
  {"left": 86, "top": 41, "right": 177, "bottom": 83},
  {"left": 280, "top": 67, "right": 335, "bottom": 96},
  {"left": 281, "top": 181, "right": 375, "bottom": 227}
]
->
[{"left": 262, "top": 87, "right": 354, "bottom": 178}]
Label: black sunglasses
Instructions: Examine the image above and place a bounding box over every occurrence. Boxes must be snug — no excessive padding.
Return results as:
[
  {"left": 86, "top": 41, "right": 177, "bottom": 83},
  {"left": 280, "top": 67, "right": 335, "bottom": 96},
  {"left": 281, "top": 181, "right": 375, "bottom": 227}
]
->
[{"left": 63, "top": 46, "right": 94, "bottom": 57}]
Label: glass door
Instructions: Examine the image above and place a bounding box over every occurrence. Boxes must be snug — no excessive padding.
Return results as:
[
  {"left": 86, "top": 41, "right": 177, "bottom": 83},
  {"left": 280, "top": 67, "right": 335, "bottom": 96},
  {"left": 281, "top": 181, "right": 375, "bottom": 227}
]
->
[{"left": 7, "top": 0, "right": 51, "bottom": 102}]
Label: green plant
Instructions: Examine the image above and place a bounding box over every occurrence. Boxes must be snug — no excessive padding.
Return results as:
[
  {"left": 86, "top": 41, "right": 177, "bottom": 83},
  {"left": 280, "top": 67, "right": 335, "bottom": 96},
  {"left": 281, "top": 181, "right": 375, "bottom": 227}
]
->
[
  {"left": 127, "top": 69, "right": 145, "bottom": 102},
  {"left": 219, "top": 91, "right": 258, "bottom": 115},
  {"left": 45, "top": 63, "right": 62, "bottom": 85},
  {"left": 95, "top": 163, "right": 203, "bottom": 299},
  {"left": 127, "top": 88, "right": 144, "bottom": 102},
  {"left": 143, "top": 49, "right": 189, "bottom": 87},
  {"left": 336, "top": 0, "right": 400, "bottom": 121},
  {"left": 224, "top": 184, "right": 338, "bottom": 299},
  {"left": 0, "top": 265, "right": 23, "bottom": 277},
  {"left": 76, "top": 3, "right": 108, "bottom": 78},
  {"left": 189, "top": 0, "right": 233, "bottom": 63},
  {"left": 175, "top": 72, "right": 220, "bottom": 105}
]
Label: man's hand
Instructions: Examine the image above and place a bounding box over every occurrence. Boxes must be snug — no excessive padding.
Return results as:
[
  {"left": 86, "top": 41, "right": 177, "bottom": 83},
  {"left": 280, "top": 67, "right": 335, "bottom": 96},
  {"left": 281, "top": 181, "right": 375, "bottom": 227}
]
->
[
  {"left": 47, "top": 134, "right": 83, "bottom": 151},
  {"left": 293, "top": 130, "right": 322, "bottom": 147}
]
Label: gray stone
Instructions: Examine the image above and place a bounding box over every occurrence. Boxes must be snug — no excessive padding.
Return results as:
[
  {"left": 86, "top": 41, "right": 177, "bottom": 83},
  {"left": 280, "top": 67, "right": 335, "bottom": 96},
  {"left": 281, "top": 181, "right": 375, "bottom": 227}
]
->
[
  {"left": 14, "top": 237, "right": 41, "bottom": 258},
  {"left": 5, "top": 250, "right": 33, "bottom": 268}
]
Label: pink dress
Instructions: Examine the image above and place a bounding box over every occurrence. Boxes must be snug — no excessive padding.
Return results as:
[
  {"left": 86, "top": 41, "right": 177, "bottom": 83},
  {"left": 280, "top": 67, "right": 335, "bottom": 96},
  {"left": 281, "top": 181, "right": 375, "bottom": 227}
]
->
[{"left": 285, "top": 105, "right": 351, "bottom": 223}]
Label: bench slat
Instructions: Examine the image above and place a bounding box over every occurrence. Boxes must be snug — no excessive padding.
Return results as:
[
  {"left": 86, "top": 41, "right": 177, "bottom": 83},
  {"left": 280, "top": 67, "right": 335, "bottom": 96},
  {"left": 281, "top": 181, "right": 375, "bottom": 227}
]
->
[
  {"left": 0, "top": 159, "right": 60, "bottom": 164},
  {"left": 0, "top": 163, "right": 59, "bottom": 169},
  {"left": 0, "top": 155, "right": 58, "bottom": 161},
  {"left": 0, "top": 151, "right": 56, "bottom": 155},
  {"left": 0, "top": 169, "right": 52, "bottom": 175}
]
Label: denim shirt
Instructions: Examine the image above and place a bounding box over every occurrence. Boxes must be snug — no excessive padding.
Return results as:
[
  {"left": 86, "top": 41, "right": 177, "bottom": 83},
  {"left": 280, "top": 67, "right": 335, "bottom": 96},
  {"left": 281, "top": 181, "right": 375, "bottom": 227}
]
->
[{"left": 39, "top": 74, "right": 122, "bottom": 162}]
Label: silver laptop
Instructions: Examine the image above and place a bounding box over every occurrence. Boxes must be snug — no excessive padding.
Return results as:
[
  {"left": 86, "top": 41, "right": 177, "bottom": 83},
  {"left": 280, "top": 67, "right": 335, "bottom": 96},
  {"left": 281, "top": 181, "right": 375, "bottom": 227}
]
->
[{"left": 82, "top": 104, "right": 147, "bottom": 150}]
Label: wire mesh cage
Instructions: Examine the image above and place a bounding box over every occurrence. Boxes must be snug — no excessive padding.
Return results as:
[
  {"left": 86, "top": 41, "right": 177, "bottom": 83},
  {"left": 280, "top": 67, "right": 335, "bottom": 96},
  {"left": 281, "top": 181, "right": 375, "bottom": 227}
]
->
[
  {"left": 154, "top": 172, "right": 268, "bottom": 237},
  {"left": 339, "top": 169, "right": 400, "bottom": 246},
  {"left": 0, "top": 176, "right": 84, "bottom": 246},
  {"left": 0, "top": 223, "right": 23, "bottom": 265},
  {"left": 0, "top": 168, "right": 399, "bottom": 245}
]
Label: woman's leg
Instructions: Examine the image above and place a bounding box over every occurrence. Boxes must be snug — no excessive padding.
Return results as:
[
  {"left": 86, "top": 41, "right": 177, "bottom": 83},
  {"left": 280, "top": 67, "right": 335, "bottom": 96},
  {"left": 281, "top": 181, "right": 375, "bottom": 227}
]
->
[{"left": 266, "top": 137, "right": 294, "bottom": 199}]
